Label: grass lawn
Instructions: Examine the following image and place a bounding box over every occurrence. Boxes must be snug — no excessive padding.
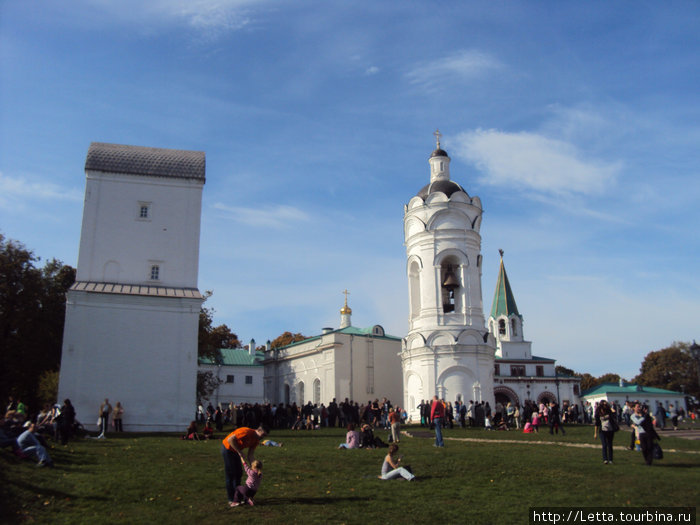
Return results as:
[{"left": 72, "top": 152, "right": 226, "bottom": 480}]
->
[{"left": 2, "top": 424, "right": 699, "bottom": 524}]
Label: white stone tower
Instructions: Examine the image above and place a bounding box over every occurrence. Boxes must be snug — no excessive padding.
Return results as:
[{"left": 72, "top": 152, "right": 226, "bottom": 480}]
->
[
  {"left": 401, "top": 131, "right": 496, "bottom": 419},
  {"left": 58, "top": 142, "right": 205, "bottom": 432}
]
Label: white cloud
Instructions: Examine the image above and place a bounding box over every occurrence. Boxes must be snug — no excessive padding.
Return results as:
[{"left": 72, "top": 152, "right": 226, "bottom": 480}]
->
[
  {"left": 0, "top": 172, "right": 82, "bottom": 208},
  {"left": 211, "top": 202, "right": 310, "bottom": 228},
  {"left": 406, "top": 49, "right": 501, "bottom": 91},
  {"left": 80, "top": 0, "right": 262, "bottom": 35},
  {"left": 365, "top": 66, "right": 380, "bottom": 76},
  {"left": 453, "top": 129, "right": 622, "bottom": 196}
]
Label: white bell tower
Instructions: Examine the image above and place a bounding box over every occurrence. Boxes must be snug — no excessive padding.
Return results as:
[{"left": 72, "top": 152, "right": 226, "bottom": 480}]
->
[{"left": 401, "top": 131, "right": 496, "bottom": 419}]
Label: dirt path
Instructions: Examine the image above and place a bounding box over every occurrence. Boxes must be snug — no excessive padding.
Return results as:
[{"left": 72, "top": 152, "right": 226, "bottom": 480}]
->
[{"left": 402, "top": 430, "right": 700, "bottom": 455}]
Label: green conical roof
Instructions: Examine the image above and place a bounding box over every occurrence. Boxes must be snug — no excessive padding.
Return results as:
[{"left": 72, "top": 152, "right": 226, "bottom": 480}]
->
[{"left": 490, "top": 255, "right": 520, "bottom": 319}]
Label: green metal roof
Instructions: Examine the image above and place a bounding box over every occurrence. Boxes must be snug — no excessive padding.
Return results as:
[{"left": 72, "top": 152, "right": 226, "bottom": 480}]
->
[
  {"left": 198, "top": 348, "right": 264, "bottom": 367},
  {"left": 277, "top": 325, "right": 401, "bottom": 351},
  {"left": 490, "top": 256, "right": 520, "bottom": 320},
  {"left": 581, "top": 382, "right": 684, "bottom": 397},
  {"left": 336, "top": 326, "right": 402, "bottom": 340}
]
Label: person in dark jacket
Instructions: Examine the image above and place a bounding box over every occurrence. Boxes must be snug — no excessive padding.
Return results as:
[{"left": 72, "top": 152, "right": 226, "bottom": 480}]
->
[
  {"left": 630, "top": 403, "right": 660, "bottom": 465},
  {"left": 549, "top": 401, "right": 566, "bottom": 435}
]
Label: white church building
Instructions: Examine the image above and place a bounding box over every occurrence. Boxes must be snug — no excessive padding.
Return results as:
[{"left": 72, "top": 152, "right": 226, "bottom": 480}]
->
[
  {"left": 59, "top": 142, "right": 205, "bottom": 432},
  {"left": 263, "top": 295, "right": 403, "bottom": 406}
]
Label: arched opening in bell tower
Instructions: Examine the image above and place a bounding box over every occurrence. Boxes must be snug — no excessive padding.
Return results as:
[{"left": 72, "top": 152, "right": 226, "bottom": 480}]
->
[
  {"left": 440, "top": 258, "right": 460, "bottom": 313},
  {"left": 498, "top": 319, "right": 506, "bottom": 335}
]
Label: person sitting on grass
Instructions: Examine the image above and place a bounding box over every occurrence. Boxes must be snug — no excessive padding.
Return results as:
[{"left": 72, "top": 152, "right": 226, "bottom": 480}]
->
[
  {"left": 231, "top": 459, "right": 263, "bottom": 507},
  {"left": 290, "top": 414, "right": 305, "bottom": 430},
  {"left": 182, "top": 421, "right": 200, "bottom": 440},
  {"left": 360, "top": 423, "right": 388, "bottom": 448},
  {"left": 17, "top": 422, "right": 53, "bottom": 467},
  {"left": 360, "top": 423, "right": 377, "bottom": 448},
  {"left": 338, "top": 423, "right": 360, "bottom": 449},
  {"left": 202, "top": 419, "right": 214, "bottom": 440},
  {"left": 379, "top": 444, "right": 415, "bottom": 481}
]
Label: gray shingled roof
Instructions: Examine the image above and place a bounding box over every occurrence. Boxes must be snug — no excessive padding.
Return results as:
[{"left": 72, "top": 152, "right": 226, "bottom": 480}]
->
[
  {"left": 85, "top": 142, "right": 206, "bottom": 181},
  {"left": 70, "top": 281, "right": 204, "bottom": 299}
]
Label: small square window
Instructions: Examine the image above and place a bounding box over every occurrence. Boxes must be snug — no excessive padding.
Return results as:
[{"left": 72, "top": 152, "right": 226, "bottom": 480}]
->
[
  {"left": 226, "top": 375, "right": 234, "bottom": 384},
  {"left": 150, "top": 265, "right": 160, "bottom": 280},
  {"left": 137, "top": 202, "right": 152, "bottom": 220},
  {"left": 245, "top": 376, "right": 253, "bottom": 385}
]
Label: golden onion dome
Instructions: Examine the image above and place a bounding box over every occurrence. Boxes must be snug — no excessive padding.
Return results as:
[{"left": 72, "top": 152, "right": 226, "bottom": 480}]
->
[{"left": 340, "top": 289, "right": 352, "bottom": 315}]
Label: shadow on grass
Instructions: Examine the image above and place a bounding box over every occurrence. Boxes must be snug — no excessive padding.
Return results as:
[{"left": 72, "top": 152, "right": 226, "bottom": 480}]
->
[
  {"left": 8, "top": 477, "right": 108, "bottom": 502},
  {"left": 651, "top": 463, "right": 698, "bottom": 469},
  {"left": 262, "top": 496, "right": 366, "bottom": 505}
]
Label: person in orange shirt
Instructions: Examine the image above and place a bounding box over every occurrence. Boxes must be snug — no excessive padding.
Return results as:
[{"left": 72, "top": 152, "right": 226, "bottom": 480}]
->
[{"left": 221, "top": 425, "right": 268, "bottom": 506}]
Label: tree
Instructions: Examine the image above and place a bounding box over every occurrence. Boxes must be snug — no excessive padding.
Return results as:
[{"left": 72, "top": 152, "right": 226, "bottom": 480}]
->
[
  {"left": 270, "top": 331, "right": 308, "bottom": 349},
  {"left": 555, "top": 365, "right": 577, "bottom": 377},
  {"left": 196, "top": 370, "right": 223, "bottom": 404},
  {"left": 0, "top": 234, "right": 75, "bottom": 412},
  {"left": 596, "top": 373, "right": 621, "bottom": 385},
  {"left": 198, "top": 291, "right": 241, "bottom": 361},
  {"left": 634, "top": 342, "right": 699, "bottom": 398},
  {"left": 37, "top": 370, "right": 59, "bottom": 405},
  {"left": 196, "top": 291, "right": 240, "bottom": 402},
  {"left": 579, "top": 373, "right": 598, "bottom": 391}
]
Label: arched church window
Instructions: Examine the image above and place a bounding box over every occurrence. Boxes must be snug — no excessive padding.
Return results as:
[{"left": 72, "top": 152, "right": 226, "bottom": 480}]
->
[
  {"left": 297, "top": 382, "right": 305, "bottom": 406},
  {"left": 498, "top": 319, "right": 506, "bottom": 335},
  {"left": 313, "top": 379, "right": 321, "bottom": 405},
  {"left": 511, "top": 318, "right": 517, "bottom": 336},
  {"left": 441, "top": 262, "right": 460, "bottom": 313}
]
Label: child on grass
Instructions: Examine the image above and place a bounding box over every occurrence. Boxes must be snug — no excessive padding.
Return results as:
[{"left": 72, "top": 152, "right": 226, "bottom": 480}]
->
[{"left": 231, "top": 460, "right": 263, "bottom": 507}]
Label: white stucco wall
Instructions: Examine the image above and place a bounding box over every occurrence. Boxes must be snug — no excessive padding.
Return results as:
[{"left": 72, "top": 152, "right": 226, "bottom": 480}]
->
[
  {"left": 59, "top": 290, "right": 201, "bottom": 432},
  {"left": 200, "top": 363, "right": 265, "bottom": 406},
  {"left": 77, "top": 172, "right": 202, "bottom": 288},
  {"left": 263, "top": 330, "right": 403, "bottom": 407}
]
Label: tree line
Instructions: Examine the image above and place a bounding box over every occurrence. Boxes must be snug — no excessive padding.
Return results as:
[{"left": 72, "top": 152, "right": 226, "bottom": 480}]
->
[{"left": 556, "top": 341, "right": 699, "bottom": 398}]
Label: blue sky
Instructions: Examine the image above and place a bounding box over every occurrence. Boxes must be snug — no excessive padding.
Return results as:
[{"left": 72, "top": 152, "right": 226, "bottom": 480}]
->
[{"left": 1, "top": 1, "right": 698, "bottom": 380}]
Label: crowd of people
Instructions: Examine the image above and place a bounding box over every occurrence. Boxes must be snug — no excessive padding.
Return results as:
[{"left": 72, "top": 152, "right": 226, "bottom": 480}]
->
[
  {"left": 1, "top": 396, "right": 79, "bottom": 467},
  {"left": 195, "top": 397, "right": 408, "bottom": 433},
  {"left": 1, "top": 396, "right": 132, "bottom": 467}
]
